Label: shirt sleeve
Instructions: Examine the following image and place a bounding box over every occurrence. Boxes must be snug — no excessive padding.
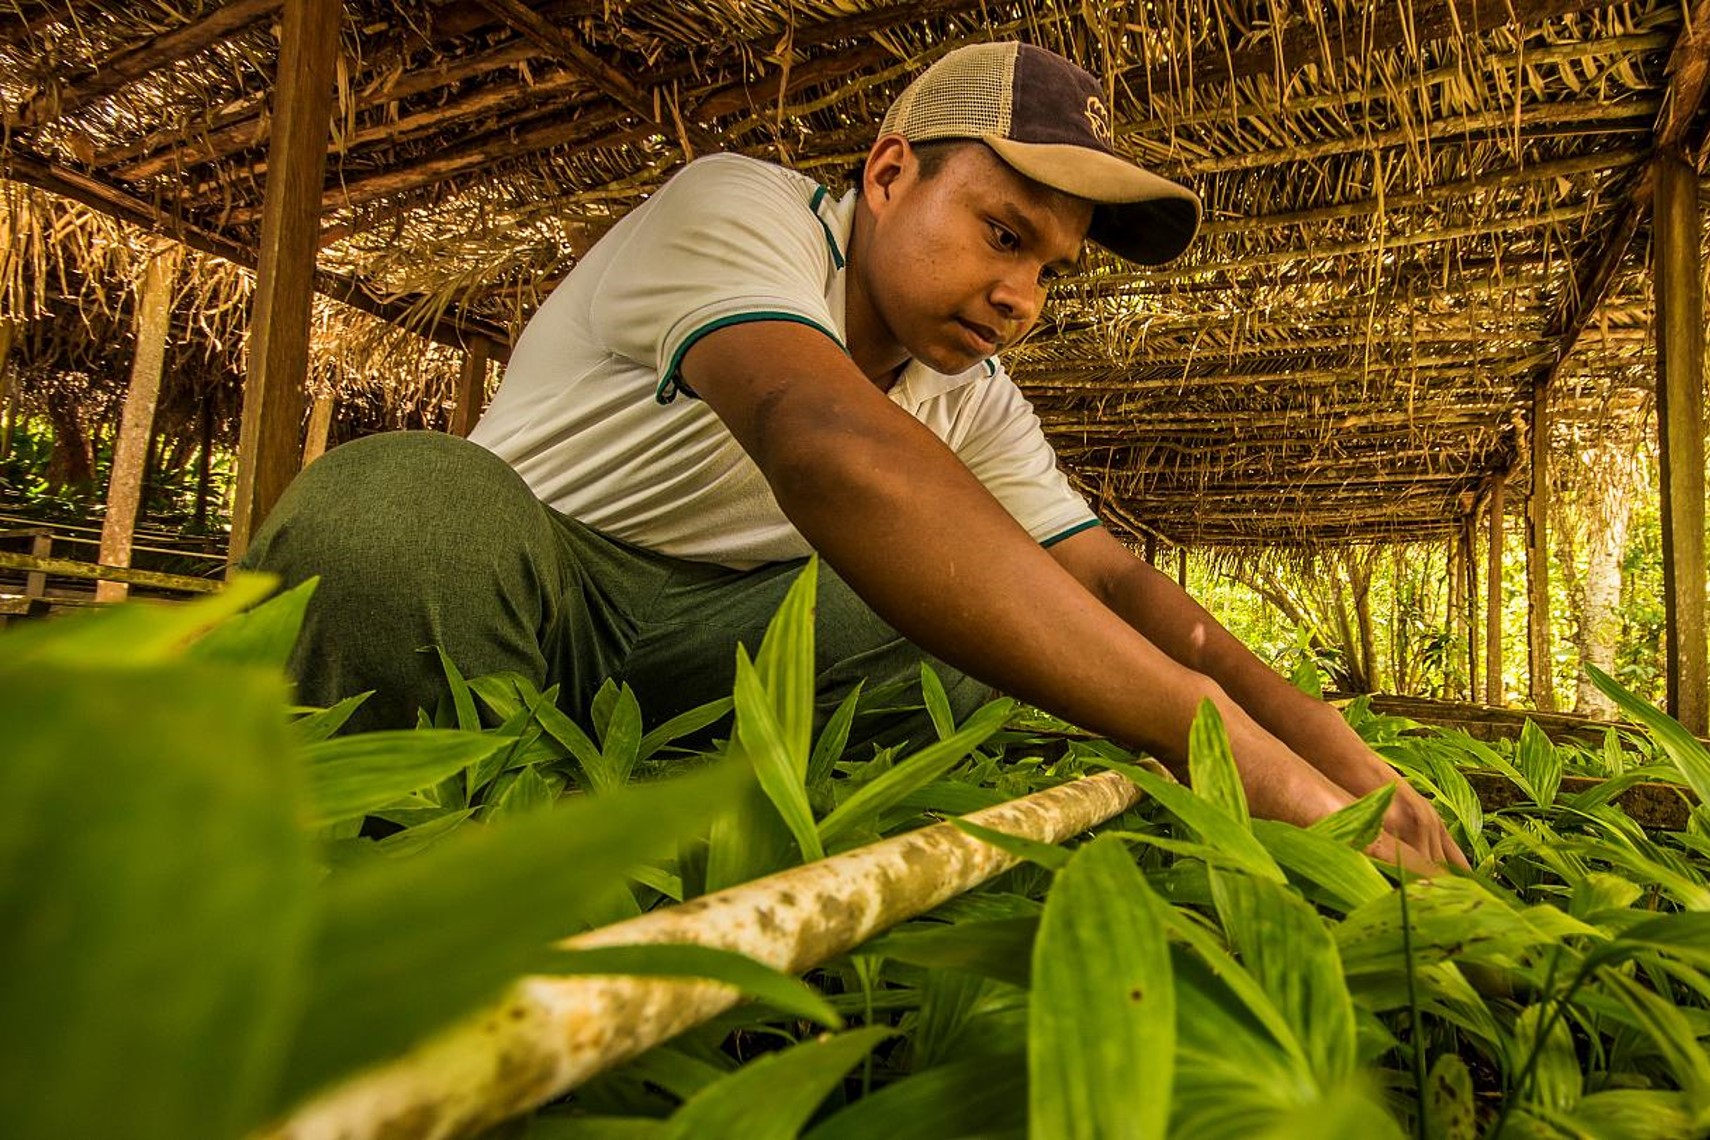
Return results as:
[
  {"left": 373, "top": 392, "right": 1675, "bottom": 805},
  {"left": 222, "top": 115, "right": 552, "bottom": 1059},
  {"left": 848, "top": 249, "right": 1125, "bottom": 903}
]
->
[
  {"left": 949, "top": 365, "right": 1102, "bottom": 547},
  {"left": 583, "top": 154, "right": 846, "bottom": 403}
]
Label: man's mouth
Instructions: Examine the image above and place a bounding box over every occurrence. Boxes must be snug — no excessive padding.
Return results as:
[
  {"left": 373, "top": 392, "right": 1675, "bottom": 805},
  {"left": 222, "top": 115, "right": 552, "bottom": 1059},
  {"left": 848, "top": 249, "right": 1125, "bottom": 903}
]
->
[{"left": 956, "top": 318, "right": 1001, "bottom": 354}]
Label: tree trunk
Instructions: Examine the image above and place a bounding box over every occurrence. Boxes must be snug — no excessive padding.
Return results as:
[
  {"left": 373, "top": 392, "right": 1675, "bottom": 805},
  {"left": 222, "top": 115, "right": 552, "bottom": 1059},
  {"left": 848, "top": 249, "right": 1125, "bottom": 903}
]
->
[
  {"left": 45, "top": 392, "right": 95, "bottom": 494},
  {"left": 1574, "top": 460, "right": 1636, "bottom": 716}
]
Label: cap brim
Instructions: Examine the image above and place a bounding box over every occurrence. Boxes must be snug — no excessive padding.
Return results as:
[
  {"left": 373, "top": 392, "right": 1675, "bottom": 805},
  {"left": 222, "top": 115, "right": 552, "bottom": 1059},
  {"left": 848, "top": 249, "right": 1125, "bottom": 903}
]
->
[{"left": 984, "top": 137, "right": 1201, "bottom": 265}]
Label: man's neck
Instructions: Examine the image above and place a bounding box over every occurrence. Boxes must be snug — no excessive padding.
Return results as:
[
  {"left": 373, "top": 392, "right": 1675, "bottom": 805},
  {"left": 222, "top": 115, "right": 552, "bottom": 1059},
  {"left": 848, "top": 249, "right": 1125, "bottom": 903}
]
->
[{"left": 844, "top": 203, "right": 910, "bottom": 391}]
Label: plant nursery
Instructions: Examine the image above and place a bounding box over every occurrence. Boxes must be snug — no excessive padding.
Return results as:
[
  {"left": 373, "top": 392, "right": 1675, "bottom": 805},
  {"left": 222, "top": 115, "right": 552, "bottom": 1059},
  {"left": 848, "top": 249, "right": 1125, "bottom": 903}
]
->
[{"left": 6, "top": 1, "right": 1710, "bottom": 1138}]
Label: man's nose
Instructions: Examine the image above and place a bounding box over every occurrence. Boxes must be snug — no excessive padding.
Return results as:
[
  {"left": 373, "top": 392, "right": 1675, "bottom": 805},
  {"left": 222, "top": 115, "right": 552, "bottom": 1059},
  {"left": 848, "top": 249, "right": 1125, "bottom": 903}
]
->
[{"left": 990, "top": 269, "right": 1041, "bottom": 329}]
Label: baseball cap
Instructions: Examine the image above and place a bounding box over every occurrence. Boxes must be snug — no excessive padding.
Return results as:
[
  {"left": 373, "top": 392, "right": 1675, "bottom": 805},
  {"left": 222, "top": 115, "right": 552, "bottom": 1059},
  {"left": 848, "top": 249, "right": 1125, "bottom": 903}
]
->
[{"left": 879, "top": 42, "right": 1201, "bottom": 265}]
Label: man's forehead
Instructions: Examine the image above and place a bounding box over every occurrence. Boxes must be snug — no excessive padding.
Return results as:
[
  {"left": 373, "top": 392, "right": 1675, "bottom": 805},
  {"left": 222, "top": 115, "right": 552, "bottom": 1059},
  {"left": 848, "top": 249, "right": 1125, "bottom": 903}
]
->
[{"left": 950, "top": 147, "right": 1092, "bottom": 261}]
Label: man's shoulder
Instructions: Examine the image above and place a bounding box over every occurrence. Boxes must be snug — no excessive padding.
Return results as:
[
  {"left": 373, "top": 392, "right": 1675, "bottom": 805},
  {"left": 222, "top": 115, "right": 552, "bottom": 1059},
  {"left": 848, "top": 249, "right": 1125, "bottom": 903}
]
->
[{"left": 663, "top": 153, "right": 822, "bottom": 203}]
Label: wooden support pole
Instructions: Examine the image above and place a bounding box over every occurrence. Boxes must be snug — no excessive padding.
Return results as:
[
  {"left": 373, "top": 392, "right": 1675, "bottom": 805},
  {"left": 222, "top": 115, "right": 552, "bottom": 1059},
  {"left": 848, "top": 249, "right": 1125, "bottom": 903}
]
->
[
  {"left": 0, "top": 316, "right": 14, "bottom": 459},
  {"left": 1486, "top": 475, "right": 1506, "bottom": 706},
  {"left": 1526, "top": 381, "right": 1556, "bottom": 710},
  {"left": 1461, "top": 511, "right": 1480, "bottom": 702},
  {"left": 228, "top": 0, "right": 343, "bottom": 564},
  {"left": 1176, "top": 547, "right": 1189, "bottom": 588},
  {"left": 448, "top": 336, "right": 491, "bottom": 437},
  {"left": 1654, "top": 151, "right": 1709, "bottom": 734},
  {"left": 1143, "top": 532, "right": 1158, "bottom": 566},
  {"left": 302, "top": 391, "right": 335, "bottom": 465},
  {"left": 96, "top": 243, "right": 181, "bottom": 603}
]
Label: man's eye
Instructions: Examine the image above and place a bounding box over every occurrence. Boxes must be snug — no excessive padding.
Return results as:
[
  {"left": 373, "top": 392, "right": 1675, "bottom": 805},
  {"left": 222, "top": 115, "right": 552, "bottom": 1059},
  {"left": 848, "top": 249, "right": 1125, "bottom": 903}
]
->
[
  {"left": 1039, "top": 266, "right": 1065, "bottom": 285},
  {"left": 989, "top": 223, "right": 1020, "bottom": 251}
]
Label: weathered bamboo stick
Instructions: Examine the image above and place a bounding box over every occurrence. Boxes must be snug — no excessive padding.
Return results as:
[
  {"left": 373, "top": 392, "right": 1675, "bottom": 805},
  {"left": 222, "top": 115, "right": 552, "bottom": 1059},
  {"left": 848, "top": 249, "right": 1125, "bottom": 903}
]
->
[
  {"left": 97, "top": 242, "right": 181, "bottom": 602},
  {"left": 0, "top": 550, "right": 219, "bottom": 593},
  {"left": 263, "top": 770, "right": 1147, "bottom": 1140}
]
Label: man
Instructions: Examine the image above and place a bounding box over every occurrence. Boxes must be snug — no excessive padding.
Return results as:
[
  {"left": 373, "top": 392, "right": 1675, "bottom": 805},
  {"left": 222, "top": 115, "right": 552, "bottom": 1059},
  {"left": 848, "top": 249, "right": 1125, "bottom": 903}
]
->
[{"left": 246, "top": 42, "right": 1466, "bottom": 869}]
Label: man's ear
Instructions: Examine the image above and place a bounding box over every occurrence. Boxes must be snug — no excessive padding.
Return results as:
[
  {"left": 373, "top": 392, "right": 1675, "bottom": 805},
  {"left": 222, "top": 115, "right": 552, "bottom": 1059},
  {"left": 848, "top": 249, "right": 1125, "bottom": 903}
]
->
[{"left": 863, "top": 134, "right": 911, "bottom": 209}]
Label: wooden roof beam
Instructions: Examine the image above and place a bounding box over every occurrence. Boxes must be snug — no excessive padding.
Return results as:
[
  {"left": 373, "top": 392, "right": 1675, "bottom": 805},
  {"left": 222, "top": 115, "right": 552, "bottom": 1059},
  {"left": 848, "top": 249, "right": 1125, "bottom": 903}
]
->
[
  {"left": 9, "top": 0, "right": 284, "bottom": 130},
  {"left": 1, "top": 149, "right": 512, "bottom": 357},
  {"left": 470, "top": 0, "right": 721, "bottom": 157}
]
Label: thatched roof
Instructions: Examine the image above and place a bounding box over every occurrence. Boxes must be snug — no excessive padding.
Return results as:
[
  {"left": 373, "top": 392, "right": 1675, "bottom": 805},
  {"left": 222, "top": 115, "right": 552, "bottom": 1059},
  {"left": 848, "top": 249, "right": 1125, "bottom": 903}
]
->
[{"left": 3, "top": 0, "right": 1704, "bottom": 546}]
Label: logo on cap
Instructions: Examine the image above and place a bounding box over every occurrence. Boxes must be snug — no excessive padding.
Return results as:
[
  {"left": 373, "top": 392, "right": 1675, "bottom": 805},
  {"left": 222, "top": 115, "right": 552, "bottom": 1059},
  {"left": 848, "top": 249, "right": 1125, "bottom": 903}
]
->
[{"left": 1084, "top": 95, "right": 1113, "bottom": 145}]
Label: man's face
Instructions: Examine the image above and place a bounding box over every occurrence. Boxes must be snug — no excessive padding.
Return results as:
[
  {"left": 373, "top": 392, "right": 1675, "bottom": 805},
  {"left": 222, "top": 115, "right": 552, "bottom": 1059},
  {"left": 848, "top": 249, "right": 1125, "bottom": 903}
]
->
[{"left": 856, "top": 140, "right": 1093, "bottom": 377}]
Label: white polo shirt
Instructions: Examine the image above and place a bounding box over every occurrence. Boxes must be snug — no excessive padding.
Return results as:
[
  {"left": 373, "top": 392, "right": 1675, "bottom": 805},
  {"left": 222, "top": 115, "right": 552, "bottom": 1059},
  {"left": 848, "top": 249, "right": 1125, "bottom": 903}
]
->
[{"left": 470, "top": 153, "right": 1098, "bottom": 570}]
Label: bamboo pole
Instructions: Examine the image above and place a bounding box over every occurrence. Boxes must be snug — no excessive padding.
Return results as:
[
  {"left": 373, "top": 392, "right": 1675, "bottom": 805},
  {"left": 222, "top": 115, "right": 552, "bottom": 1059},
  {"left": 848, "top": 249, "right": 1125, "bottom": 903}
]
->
[
  {"left": 1526, "top": 381, "right": 1555, "bottom": 710},
  {"left": 1461, "top": 511, "right": 1480, "bottom": 703},
  {"left": 448, "top": 336, "right": 491, "bottom": 438},
  {"left": 228, "top": 0, "right": 344, "bottom": 564},
  {"left": 1486, "top": 476, "right": 1506, "bottom": 707},
  {"left": 96, "top": 243, "right": 181, "bottom": 603},
  {"left": 262, "top": 769, "right": 1148, "bottom": 1140},
  {"left": 302, "top": 392, "right": 335, "bottom": 465},
  {"left": 1653, "top": 151, "right": 1708, "bottom": 734},
  {"left": 0, "top": 550, "right": 218, "bottom": 593}
]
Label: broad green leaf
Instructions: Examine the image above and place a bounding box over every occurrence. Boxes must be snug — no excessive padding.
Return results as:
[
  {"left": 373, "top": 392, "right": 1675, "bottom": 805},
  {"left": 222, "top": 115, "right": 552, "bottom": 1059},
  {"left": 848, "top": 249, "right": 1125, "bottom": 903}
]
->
[
  {"left": 920, "top": 662, "right": 956, "bottom": 741},
  {"left": 601, "top": 683, "right": 645, "bottom": 788},
  {"left": 1210, "top": 872, "right": 1357, "bottom": 1084},
  {"left": 860, "top": 917, "right": 1040, "bottom": 989},
  {"left": 0, "top": 661, "right": 312, "bottom": 1140},
  {"left": 1423, "top": 1053, "right": 1477, "bottom": 1140},
  {"left": 468, "top": 670, "right": 538, "bottom": 723},
  {"left": 733, "top": 648, "right": 824, "bottom": 862},
  {"left": 1554, "top": 1090, "right": 1694, "bottom": 1139},
  {"left": 533, "top": 698, "right": 609, "bottom": 791},
  {"left": 1097, "top": 758, "right": 1285, "bottom": 882},
  {"left": 291, "top": 692, "right": 372, "bottom": 743},
  {"left": 1245, "top": 1079, "right": 1404, "bottom": 1139},
  {"left": 1588, "top": 663, "right": 1710, "bottom": 809},
  {"left": 807, "top": 682, "right": 863, "bottom": 787},
  {"left": 1595, "top": 968, "right": 1710, "bottom": 1109},
  {"left": 542, "top": 944, "right": 840, "bottom": 1027},
  {"left": 435, "top": 646, "right": 483, "bottom": 732},
  {"left": 1251, "top": 819, "right": 1392, "bottom": 911},
  {"left": 1188, "top": 698, "right": 1249, "bottom": 825},
  {"left": 818, "top": 699, "right": 1014, "bottom": 845},
  {"left": 950, "top": 817, "right": 1073, "bottom": 871},
  {"left": 2, "top": 571, "right": 275, "bottom": 664},
  {"left": 662, "top": 1026, "right": 892, "bottom": 1140},
  {"left": 488, "top": 763, "right": 558, "bottom": 820},
  {"left": 187, "top": 577, "right": 316, "bottom": 668},
  {"left": 277, "top": 761, "right": 750, "bottom": 1111},
  {"left": 375, "top": 810, "right": 475, "bottom": 858},
  {"left": 302, "top": 730, "right": 508, "bottom": 825},
  {"left": 1512, "top": 1003, "right": 1581, "bottom": 1111},
  {"left": 1308, "top": 782, "right": 1396, "bottom": 850},
  {"left": 1517, "top": 720, "right": 1563, "bottom": 809},
  {"left": 1031, "top": 835, "right": 1174, "bottom": 1139},
  {"left": 1337, "top": 877, "right": 1538, "bottom": 981},
  {"left": 518, "top": 1116, "right": 665, "bottom": 1139},
  {"left": 590, "top": 678, "right": 620, "bottom": 742},
  {"left": 753, "top": 557, "right": 819, "bottom": 772},
  {"left": 638, "top": 696, "right": 736, "bottom": 763},
  {"left": 804, "top": 1052, "right": 1027, "bottom": 1140}
]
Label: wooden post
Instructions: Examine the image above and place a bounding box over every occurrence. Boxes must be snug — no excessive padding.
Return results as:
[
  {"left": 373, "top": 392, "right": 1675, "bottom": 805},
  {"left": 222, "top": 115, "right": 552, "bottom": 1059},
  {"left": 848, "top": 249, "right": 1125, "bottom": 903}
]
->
[
  {"left": 449, "top": 335, "right": 492, "bottom": 437},
  {"left": 1525, "top": 380, "right": 1556, "bottom": 710},
  {"left": 96, "top": 243, "right": 181, "bottom": 602},
  {"left": 0, "top": 317, "right": 15, "bottom": 460},
  {"left": 1460, "top": 511, "right": 1479, "bottom": 702},
  {"left": 1654, "top": 151, "right": 1709, "bottom": 733},
  {"left": 1485, "top": 474, "right": 1506, "bottom": 706},
  {"left": 302, "top": 391, "right": 335, "bottom": 464},
  {"left": 1175, "top": 546, "right": 1188, "bottom": 588},
  {"left": 228, "top": 0, "right": 344, "bottom": 563},
  {"left": 1143, "top": 532, "right": 1158, "bottom": 567}
]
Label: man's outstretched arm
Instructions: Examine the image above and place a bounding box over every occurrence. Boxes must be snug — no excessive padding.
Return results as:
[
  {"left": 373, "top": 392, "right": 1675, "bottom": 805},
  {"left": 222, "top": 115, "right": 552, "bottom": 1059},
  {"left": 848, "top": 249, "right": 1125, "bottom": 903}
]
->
[
  {"left": 1048, "top": 528, "right": 1468, "bottom": 868},
  {"left": 682, "top": 320, "right": 1443, "bottom": 871}
]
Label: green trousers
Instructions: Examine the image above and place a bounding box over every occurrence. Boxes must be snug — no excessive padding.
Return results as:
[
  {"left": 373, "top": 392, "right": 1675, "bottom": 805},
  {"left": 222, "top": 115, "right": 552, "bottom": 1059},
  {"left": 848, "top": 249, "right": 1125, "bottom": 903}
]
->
[{"left": 241, "top": 431, "right": 987, "bottom": 747}]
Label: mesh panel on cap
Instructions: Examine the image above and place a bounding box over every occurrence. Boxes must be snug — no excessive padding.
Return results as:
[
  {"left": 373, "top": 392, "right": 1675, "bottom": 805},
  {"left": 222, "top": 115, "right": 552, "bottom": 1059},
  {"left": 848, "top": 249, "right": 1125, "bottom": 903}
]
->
[{"left": 880, "top": 42, "right": 1016, "bottom": 141}]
